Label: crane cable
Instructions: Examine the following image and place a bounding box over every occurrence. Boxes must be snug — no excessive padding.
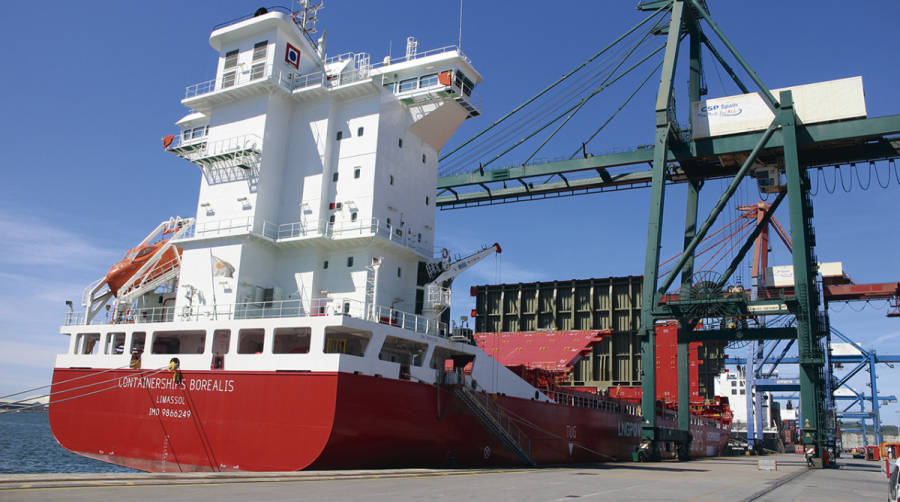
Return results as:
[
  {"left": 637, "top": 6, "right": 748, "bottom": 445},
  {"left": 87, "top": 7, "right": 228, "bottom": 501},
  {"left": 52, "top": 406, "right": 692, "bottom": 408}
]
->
[
  {"left": 520, "top": 11, "right": 670, "bottom": 166},
  {"left": 440, "top": 29, "right": 653, "bottom": 175},
  {"left": 442, "top": 21, "right": 670, "bottom": 175},
  {"left": 569, "top": 58, "right": 662, "bottom": 159},
  {"left": 440, "top": 40, "right": 641, "bottom": 175},
  {"left": 472, "top": 42, "right": 667, "bottom": 173},
  {"left": 439, "top": 3, "right": 671, "bottom": 163}
]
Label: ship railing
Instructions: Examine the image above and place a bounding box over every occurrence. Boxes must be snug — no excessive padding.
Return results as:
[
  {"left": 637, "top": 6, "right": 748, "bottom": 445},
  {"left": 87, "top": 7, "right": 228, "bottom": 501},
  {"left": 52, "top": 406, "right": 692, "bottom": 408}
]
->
[
  {"left": 185, "top": 44, "right": 469, "bottom": 100},
  {"left": 288, "top": 67, "right": 372, "bottom": 92},
  {"left": 180, "top": 216, "right": 278, "bottom": 241},
  {"left": 179, "top": 215, "right": 430, "bottom": 255},
  {"left": 164, "top": 132, "right": 207, "bottom": 151},
  {"left": 367, "top": 304, "right": 448, "bottom": 337},
  {"left": 184, "top": 64, "right": 295, "bottom": 100},
  {"left": 65, "top": 311, "right": 86, "bottom": 326},
  {"left": 63, "top": 297, "right": 448, "bottom": 336},
  {"left": 277, "top": 217, "right": 432, "bottom": 256},
  {"left": 180, "top": 134, "right": 263, "bottom": 161},
  {"left": 372, "top": 45, "right": 470, "bottom": 69},
  {"left": 544, "top": 389, "right": 640, "bottom": 416}
]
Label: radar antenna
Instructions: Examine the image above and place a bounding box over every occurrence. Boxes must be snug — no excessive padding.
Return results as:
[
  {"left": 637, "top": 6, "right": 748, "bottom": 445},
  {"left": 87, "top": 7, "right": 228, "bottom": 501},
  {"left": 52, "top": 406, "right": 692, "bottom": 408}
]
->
[{"left": 294, "top": 0, "right": 324, "bottom": 35}]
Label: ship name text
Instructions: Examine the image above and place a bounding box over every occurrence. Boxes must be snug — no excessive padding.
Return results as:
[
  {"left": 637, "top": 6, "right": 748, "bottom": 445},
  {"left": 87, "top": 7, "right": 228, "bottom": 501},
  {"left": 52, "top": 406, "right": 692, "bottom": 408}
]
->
[
  {"left": 617, "top": 421, "right": 641, "bottom": 438},
  {"left": 118, "top": 375, "right": 235, "bottom": 393}
]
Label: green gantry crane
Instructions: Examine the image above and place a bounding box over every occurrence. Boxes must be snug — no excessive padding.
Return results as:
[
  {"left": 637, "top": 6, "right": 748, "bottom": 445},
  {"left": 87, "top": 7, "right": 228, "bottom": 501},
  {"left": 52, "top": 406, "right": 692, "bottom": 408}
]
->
[{"left": 435, "top": 0, "right": 900, "bottom": 468}]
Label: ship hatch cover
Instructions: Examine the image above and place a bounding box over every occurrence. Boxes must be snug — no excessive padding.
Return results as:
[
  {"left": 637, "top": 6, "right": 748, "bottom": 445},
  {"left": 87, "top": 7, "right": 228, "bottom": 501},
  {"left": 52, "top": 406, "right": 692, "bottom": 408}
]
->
[{"left": 473, "top": 330, "right": 610, "bottom": 373}]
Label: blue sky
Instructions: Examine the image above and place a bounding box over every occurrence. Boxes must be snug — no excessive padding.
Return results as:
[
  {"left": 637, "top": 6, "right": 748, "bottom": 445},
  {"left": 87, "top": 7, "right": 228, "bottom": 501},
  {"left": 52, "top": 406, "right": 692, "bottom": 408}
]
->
[{"left": 0, "top": 1, "right": 898, "bottom": 427}]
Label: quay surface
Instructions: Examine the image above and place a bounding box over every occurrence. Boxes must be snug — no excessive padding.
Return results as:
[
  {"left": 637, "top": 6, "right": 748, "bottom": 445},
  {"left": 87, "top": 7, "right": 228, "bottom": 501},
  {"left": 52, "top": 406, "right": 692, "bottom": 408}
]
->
[{"left": 0, "top": 455, "right": 889, "bottom": 501}]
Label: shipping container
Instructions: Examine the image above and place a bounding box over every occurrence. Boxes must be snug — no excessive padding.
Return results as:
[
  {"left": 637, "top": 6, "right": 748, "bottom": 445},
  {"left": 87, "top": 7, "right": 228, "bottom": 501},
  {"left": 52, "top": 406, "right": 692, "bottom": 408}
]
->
[{"left": 691, "top": 76, "right": 866, "bottom": 139}]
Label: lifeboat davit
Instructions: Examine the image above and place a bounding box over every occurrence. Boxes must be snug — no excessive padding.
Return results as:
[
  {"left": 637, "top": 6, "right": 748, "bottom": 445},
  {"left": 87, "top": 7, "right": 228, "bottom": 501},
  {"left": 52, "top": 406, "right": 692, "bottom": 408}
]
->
[{"left": 105, "top": 238, "right": 181, "bottom": 297}]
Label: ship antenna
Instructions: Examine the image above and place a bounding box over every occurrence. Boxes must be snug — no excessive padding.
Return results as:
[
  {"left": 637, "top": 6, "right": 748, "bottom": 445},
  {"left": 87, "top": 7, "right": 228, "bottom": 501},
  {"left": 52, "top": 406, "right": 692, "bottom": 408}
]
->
[
  {"left": 457, "top": 0, "right": 463, "bottom": 50},
  {"left": 295, "top": 0, "right": 324, "bottom": 37}
]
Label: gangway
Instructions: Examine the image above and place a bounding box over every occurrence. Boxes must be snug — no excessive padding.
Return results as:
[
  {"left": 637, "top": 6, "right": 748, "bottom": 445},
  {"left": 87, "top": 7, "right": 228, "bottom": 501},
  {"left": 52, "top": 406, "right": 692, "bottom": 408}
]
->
[{"left": 442, "top": 371, "right": 535, "bottom": 466}]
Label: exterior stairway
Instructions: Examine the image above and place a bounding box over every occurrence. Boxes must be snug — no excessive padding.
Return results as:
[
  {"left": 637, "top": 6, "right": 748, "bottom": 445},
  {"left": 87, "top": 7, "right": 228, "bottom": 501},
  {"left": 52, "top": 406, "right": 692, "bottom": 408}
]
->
[{"left": 450, "top": 379, "right": 535, "bottom": 466}]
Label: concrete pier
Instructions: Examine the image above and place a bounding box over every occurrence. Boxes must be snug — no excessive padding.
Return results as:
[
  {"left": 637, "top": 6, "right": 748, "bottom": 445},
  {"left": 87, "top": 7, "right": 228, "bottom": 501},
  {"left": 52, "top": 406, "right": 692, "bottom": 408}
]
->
[{"left": 0, "top": 455, "right": 889, "bottom": 501}]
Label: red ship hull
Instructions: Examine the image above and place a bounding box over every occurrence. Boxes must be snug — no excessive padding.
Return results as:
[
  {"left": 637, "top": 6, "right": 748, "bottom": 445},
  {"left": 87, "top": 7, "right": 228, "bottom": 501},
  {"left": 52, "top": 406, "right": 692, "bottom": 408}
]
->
[{"left": 49, "top": 368, "right": 729, "bottom": 472}]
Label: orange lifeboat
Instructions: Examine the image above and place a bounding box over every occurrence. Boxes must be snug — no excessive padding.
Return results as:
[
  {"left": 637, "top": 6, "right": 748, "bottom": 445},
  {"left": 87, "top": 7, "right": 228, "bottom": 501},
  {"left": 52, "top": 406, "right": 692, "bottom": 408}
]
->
[{"left": 105, "top": 238, "right": 181, "bottom": 297}]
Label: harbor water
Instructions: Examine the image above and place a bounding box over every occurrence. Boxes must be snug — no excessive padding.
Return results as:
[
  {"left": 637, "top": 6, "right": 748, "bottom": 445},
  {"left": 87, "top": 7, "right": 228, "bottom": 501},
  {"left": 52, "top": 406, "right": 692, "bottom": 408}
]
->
[{"left": 0, "top": 412, "right": 135, "bottom": 474}]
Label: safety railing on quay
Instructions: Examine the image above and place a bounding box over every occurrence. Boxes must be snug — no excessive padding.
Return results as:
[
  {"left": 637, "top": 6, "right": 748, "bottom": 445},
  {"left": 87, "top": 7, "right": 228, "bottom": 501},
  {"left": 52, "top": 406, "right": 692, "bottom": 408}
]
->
[{"left": 64, "top": 298, "right": 448, "bottom": 337}]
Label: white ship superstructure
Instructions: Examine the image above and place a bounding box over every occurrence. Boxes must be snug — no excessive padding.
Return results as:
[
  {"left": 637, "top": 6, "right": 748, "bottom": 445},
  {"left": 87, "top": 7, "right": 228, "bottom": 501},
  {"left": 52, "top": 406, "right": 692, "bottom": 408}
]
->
[
  {"left": 168, "top": 8, "right": 481, "bottom": 324},
  {"left": 59, "top": 6, "right": 536, "bottom": 393},
  {"left": 49, "top": 6, "right": 731, "bottom": 473}
]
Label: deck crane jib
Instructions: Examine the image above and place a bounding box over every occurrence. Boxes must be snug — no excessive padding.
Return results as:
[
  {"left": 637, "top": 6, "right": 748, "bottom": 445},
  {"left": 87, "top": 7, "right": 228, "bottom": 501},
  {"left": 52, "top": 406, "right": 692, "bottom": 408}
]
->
[{"left": 424, "top": 243, "right": 502, "bottom": 326}]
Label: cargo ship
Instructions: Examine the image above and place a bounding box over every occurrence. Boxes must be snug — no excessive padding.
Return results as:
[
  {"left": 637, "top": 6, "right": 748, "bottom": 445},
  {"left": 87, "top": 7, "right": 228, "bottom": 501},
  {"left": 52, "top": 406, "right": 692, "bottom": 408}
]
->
[{"left": 49, "top": 5, "right": 731, "bottom": 472}]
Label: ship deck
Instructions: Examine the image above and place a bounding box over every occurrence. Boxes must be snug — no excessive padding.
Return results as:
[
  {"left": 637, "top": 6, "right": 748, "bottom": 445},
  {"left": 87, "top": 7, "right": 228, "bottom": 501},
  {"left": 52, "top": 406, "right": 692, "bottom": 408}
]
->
[{"left": 0, "top": 455, "right": 889, "bottom": 501}]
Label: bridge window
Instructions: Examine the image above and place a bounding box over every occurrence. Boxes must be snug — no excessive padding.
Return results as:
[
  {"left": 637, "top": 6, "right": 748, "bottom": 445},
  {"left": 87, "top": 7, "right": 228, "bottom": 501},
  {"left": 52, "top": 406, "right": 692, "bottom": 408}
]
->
[
  {"left": 212, "top": 330, "right": 230, "bottom": 354},
  {"left": 379, "top": 336, "right": 428, "bottom": 367},
  {"left": 130, "top": 332, "right": 146, "bottom": 353},
  {"left": 324, "top": 327, "right": 370, "bottom": 357},
  {"left": 273, "top": 327, "right": 311, "bottom": 354},
  {"left": 224, "top": 50, "right": 238, "bottom": 69},
  {"left": 455, "top": 70, "right": 475, "bottom": 96},
  {"left": 399, "top": 77, "right": 417, "bottom": 92},
  {"left": 75, "top": 333, "right": 101, "bottom": 355},
  {"left": 354, "top": 167, "right": 361, "bottom": 178},
  {"left": 252, "top": 41, "right": 268, "bottom": 61},
  {"left": 222, "top": 71, "right": 236, "bottom": 89},
  {"left": 357, "top": 126, "right": 364, "bottom": 137},
  {"left": 237, "top": 328, "right": 265, "bottom": 354},
  {"left": 104, "top": 332, "right": 126, "bottom": 354},
  {"left": 419, "top": 73, "right": 438, "bottom": 88},
  {"left": 151, "top": 330, "right": 205, "bottom": 354},
  {"left": 251, "top": 64, "right": 265, "bottom": 80},
  {"left": 430, "top": 347, "right": 474, "bottom": 370}
]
